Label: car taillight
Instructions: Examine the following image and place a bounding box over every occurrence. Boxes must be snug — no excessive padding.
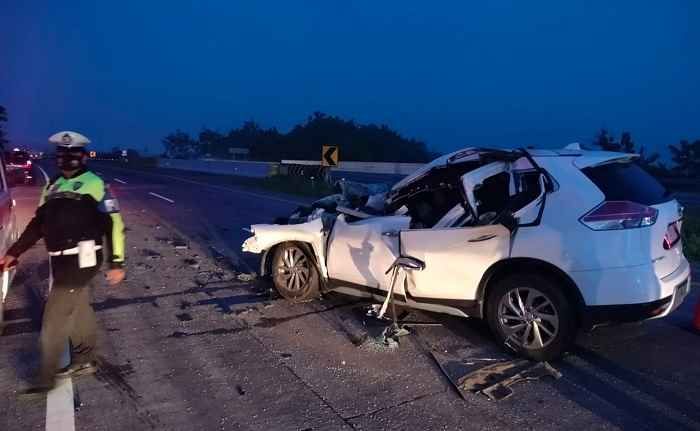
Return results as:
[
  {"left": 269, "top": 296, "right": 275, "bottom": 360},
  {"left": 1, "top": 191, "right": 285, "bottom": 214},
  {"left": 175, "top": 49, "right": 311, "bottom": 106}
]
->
[
  {"left": 580, "top": 201, "right": 658, "bottom": 231},
  {"left": 663, "top": 222, "right": 681, "bottom": 250}
]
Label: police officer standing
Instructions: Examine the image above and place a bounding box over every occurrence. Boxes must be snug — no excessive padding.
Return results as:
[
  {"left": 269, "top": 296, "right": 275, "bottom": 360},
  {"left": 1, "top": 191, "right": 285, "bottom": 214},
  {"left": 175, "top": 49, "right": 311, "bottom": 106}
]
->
[{"left": 0, "top": 131, "right": 126, "bottom": 397}]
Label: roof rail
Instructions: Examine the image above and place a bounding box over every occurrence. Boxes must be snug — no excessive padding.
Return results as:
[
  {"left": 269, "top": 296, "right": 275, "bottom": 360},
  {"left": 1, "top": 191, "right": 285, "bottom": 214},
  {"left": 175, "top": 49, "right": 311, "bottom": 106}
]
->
[{"left": 563, "top": 142, "right": 583, "bottom": 150}]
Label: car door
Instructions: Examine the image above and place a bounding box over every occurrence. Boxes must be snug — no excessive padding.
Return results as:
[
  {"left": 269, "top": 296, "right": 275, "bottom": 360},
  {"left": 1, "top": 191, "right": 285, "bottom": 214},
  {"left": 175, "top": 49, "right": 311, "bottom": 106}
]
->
[
  {"left": 400, "top": 160, "right": 548, "bottom": 303},
  {"left": 400, "top": 224, "right": 511, "bottom": 301},
  {"left": 326, "top": 214, "right": 410, "bottom": 289}
]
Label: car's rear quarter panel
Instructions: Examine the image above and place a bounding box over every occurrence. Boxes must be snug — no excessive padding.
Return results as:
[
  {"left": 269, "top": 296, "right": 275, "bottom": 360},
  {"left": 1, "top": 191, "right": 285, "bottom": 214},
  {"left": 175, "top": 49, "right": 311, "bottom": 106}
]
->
[{"left": 509, "top": 157, "right": 668, "bottom": 306}]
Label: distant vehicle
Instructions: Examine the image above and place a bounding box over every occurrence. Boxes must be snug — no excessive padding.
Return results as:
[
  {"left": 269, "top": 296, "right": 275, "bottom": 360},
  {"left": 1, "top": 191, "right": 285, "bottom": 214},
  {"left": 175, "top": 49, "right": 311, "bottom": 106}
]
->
[
  {"left": 4, "top": 149, "right": 34, "bottom": 185},
  {"left": 0, "top": 151, "right": 20, "bottom": 325},
  {"left": 243, "top": 147, "right": 691, "bottom": 361}
]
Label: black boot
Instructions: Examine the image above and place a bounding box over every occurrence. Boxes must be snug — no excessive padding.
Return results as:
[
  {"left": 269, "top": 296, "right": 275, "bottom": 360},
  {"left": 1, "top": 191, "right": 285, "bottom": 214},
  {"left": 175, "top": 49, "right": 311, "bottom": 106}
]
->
[{"left": 18, "top": 384, "right": 54, "bottom": 400}]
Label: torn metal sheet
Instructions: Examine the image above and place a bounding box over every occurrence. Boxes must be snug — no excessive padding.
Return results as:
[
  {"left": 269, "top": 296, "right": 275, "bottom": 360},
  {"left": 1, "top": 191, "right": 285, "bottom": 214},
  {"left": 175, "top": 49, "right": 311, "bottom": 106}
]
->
[
  {"left": 430, "top": 350, "right": 561, "bottom": 400},
  {"left": 457, "top": 359, "right": 531, "bottom": 392},
  {"left": 481, "top": 361, "right": 562, "bottom": 401}
]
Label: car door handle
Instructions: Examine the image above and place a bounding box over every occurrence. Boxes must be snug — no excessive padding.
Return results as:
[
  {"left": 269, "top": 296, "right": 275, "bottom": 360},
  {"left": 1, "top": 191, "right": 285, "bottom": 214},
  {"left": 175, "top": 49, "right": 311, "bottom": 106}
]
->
[
  {"left": 382, "top": 231, "right": 399, "bottom": 238},
  {"left": 468, "top": 233, "right": 497, "bottom": 242}
]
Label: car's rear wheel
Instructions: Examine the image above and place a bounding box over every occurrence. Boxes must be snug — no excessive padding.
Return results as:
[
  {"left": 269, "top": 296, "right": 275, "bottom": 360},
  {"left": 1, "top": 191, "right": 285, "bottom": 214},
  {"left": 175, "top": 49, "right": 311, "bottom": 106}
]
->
[
  {"left": 271, "top": 242, "right": 320, "bottom": 303},
  {"left": 486, "top": 274, "right": 577, "bottom": 361}
]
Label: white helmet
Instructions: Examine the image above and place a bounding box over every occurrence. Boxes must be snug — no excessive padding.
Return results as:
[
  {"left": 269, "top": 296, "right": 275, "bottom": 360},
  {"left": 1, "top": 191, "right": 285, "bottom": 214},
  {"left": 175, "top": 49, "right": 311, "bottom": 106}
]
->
[{"left": 49, "top": 131, "right": 91, "bottom": 149}]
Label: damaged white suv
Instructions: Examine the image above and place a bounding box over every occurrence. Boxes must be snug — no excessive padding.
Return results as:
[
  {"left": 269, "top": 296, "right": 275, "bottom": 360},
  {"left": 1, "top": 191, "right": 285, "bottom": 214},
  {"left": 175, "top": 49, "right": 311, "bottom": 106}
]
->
[{"left": 243, "top": 147, "right": 691, "bottom": 361}]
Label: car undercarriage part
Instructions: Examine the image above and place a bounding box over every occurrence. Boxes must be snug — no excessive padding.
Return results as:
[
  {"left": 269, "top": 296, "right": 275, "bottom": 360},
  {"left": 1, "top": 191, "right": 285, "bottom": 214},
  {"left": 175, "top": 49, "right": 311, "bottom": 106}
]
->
[
  {"left": 480, "top": 361, "right": 562, "bottom": 401},
  {"left": 375, "top": 255, "right": 426, "bottom": 341},
  {"left": 430, "top": 350, "right": 562, "bottom": 400}
]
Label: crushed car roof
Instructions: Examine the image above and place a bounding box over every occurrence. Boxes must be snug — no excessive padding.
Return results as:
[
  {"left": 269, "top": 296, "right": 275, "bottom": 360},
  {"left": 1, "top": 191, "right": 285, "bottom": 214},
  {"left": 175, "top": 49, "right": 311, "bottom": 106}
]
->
[{"left": 390, "top": 147, "right": 519, "bottom": 192}]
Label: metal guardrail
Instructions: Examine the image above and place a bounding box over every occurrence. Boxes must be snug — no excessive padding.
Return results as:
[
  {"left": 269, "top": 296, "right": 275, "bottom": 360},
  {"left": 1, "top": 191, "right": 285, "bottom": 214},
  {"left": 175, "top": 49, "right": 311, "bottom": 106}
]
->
[{"left": 277, "top": 163, "right": 330, "bottom": 180}]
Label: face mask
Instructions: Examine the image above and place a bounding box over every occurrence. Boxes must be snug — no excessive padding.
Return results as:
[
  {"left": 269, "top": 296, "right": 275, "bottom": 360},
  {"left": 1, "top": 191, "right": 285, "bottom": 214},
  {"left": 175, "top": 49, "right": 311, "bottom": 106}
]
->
[{"left": 56, "top": 149, "right": 85, "bottom": 171}]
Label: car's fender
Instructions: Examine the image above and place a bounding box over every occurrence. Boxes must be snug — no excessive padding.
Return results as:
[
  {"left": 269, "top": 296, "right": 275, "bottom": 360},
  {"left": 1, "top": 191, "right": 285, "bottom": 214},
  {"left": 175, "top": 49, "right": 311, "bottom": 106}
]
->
[{"left": 242, "top": 217, "right": 329, "bottom": 278}]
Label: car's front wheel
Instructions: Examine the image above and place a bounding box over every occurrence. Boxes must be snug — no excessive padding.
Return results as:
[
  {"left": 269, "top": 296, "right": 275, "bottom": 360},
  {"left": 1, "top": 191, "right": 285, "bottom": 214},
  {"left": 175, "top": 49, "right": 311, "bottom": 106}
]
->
[
  {"left": 486, "top": 274, "right": 577, "bottom": 361},
  {"left": 271, "top": 242, "right": 320, "bottom": 303}
]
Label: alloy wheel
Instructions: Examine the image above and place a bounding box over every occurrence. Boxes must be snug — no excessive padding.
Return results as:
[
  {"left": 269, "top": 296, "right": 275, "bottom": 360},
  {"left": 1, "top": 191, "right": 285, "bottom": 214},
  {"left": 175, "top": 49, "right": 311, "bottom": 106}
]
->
[
  {"left": 497, "top": 287, "right": 560, "bottom": 350},
  {"left": 275, "top": 246, "right": 311, "bottom": 291}
]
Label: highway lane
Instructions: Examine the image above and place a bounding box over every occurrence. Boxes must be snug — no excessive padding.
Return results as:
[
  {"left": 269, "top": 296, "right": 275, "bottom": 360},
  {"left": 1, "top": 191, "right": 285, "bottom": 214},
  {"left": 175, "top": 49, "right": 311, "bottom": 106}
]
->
[{"left": 2, "top": 168, "right": 355, "bottom": 430}]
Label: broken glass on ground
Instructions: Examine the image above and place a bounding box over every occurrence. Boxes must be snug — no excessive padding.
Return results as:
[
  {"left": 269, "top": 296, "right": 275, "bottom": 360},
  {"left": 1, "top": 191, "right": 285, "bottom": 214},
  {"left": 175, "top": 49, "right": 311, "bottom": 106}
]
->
[{"left": 236, "top": 273, "right": 257, "bottom": 282}]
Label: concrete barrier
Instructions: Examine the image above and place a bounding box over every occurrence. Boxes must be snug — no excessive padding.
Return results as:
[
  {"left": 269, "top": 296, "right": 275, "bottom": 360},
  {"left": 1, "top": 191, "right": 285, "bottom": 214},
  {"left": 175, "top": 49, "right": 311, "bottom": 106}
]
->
[
  {"left": 157, "top": 158, "right": 425, "bottom": 185},
  {"left": 281, "top": 160, "right": 423, "bottom": 176},
  {"left": 157, "top": 158, "right": 275, "bottom": 178}
]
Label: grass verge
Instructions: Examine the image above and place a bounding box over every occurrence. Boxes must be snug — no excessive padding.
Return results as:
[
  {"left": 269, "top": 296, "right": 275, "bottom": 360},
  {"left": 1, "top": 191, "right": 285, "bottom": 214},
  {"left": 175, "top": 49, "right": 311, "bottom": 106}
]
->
[{"left": 683, "top": 210, "right": 700, "bottom": 262}]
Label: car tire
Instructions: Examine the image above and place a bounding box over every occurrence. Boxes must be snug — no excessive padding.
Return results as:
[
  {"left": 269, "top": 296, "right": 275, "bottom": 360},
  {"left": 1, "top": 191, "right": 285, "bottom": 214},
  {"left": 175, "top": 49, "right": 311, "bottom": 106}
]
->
[
  {"left": 486, "top": 274, "right": 577, "bottom": 362},
  {"left": 271, "top": 242, "right": 320, "bottom": 303}
]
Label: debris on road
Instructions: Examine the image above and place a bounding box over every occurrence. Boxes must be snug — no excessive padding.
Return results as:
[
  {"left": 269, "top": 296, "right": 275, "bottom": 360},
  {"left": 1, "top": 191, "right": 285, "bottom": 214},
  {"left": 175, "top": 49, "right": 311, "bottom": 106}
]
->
[
  {"left": 176, "top": 313, "right": 193, "bottom": 322},
  {"left": 172, "top": 237, "right": 189, "bottom": 249},
  {"left": 480, "top": 361, "right": 562, "bottom": 401},
  {"left": 140, "top": 248, "right": 163, "bottom": 260},
  {"left": 236, "top": 272, "right": 257, "bottom": 282},
  {"left": 183, "top": 258, "right": 199, "bottom": 269},
  {"left": 430, "top": 350, "right": 562, "bottom": 401}
]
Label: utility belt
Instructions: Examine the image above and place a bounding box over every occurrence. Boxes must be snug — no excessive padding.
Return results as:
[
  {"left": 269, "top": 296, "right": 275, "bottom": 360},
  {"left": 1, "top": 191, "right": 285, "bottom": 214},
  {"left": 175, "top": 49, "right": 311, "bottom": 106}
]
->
[{"left": 48, "top": 240, "right": 102, "bottom": 268}]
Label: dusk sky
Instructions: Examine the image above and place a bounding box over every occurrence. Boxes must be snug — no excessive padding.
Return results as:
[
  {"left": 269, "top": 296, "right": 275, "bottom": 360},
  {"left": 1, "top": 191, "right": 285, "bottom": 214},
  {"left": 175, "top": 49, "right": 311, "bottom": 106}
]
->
[{"left": 1, "top": 1, "right": 698, "bottom": 158}]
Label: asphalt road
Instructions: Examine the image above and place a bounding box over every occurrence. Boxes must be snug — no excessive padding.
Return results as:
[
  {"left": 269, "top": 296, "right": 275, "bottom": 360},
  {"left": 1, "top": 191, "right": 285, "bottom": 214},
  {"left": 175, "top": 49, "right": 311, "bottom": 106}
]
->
[{"left": 1, "top": 162, "right": 699, "bottom": 431}]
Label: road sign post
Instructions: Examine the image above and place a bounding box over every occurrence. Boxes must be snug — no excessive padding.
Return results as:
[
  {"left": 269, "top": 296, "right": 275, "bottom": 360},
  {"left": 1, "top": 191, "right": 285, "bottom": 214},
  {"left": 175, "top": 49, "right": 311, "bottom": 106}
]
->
[{"left": 322, "top": 146, "right": 338, "bottom": 167}]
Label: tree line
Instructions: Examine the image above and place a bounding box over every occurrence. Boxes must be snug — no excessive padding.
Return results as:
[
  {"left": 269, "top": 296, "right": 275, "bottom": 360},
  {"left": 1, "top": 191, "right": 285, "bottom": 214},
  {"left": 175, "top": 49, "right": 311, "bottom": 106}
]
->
[
  {"left": 0, "top": 103, "right": 698, "bottom": 177},
  {"left": 593, "top": 129, "right": 700, "bottom": 178},
  {"left": 0, "top": 105, "right": 9, "bottom": 149},
  {"left": 162, "top": 112, "right": 433, "bottom": 163},
  {"left": 162, "top": 117, "right": 700, "bottom": 177}
]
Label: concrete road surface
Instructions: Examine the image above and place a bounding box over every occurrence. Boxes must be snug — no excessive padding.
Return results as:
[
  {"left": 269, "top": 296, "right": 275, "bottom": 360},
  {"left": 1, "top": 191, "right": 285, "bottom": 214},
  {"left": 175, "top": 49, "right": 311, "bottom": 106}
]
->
[{"left": 1, "top": 162, "right": 699, "bottom": 431}]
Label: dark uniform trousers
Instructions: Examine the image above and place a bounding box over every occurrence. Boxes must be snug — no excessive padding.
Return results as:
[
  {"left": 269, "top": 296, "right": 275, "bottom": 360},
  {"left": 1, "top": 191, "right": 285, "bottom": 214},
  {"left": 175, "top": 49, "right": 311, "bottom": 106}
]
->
[{"left": 39, "top": 279, "right": 97, "bottom": 386}]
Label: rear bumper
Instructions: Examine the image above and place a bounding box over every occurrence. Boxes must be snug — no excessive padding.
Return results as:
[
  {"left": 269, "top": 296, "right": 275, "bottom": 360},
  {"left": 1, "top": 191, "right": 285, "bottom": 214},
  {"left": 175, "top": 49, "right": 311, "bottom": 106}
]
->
[
  {"left": 572, "top": 256, "right": 691, "bottom": 305},
  {"left": 584, "top": 295, "right": 672, "bottom": 328},
  {"left": 581, "top": 268, "right": 691, "bottom": 328},
  {"left": 574, "top": 256, "right": 691, "bottom": 328}
]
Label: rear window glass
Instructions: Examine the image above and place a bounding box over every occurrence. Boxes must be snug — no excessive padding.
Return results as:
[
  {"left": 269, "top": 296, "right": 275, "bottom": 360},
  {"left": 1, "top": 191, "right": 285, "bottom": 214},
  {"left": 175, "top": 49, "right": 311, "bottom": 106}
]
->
[{"left": 582, "top": 162, "right": 670, "bottom": 206}]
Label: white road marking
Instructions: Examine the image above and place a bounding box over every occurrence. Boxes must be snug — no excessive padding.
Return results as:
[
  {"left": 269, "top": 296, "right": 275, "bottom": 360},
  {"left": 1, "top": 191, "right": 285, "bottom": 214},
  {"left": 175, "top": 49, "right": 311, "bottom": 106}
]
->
[
  {"left": 113, "top": 178, "right": 127, "bottom": 184},
  {"left": 37, "top": 166, "right": 50, "bottom": 185},
  {"left": 149, "top": 192, "right": 175, "bottom": 203},
  {"left": 45, "top": 345, "right": 74, "bottom": 431},
  {"left": 46, "top": 378, "right": 75, "bottom": 431},
  {"left": 101, "top": 165, "right": 304, "bottom": 206}
]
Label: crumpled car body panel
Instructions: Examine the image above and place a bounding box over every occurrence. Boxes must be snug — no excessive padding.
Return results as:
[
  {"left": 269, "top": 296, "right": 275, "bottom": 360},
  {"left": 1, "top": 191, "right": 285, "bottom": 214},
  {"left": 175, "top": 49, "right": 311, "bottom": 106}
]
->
[
  {"left": 242, "top": 217, "right": 330, "bottom": 278},
  {"left": 241, "top": 148, "right": 552, "bottom": 319}
]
